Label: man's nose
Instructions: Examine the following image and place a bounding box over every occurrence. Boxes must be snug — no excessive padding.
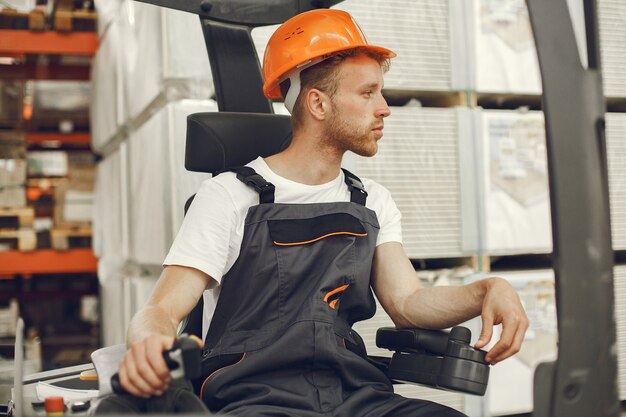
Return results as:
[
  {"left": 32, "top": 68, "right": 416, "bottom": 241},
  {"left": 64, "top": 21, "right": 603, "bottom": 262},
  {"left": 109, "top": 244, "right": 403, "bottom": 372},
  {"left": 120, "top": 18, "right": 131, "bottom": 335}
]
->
[{"left": 377, "top": 101, "right": 391, "bottom": 118}]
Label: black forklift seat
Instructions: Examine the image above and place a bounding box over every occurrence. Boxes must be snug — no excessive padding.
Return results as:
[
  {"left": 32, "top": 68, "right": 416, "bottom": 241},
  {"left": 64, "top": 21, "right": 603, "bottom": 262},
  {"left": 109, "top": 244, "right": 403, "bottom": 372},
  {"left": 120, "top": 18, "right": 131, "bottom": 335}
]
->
[{"left": 179, "top": 111, "right": 491, "bottom": 396}]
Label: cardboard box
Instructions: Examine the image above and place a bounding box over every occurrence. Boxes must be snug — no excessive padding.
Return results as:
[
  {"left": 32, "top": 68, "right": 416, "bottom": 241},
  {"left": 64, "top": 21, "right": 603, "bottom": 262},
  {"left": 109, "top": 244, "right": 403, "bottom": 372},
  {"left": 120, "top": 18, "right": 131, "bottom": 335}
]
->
[
  {"left": 0, "top": 158, "right": 27, "bottom": 208},
  {"left": 54, "top": 181, "right": 93, "bottom": 227},
  {"left": 27, "top": 151, "right": 68, "bottom": 177}
]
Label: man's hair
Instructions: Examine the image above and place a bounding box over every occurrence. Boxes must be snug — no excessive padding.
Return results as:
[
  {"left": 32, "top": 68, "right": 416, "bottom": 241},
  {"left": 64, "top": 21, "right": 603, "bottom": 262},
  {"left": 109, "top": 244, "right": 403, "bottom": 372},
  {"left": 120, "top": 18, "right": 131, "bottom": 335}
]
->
[{"left": 279, "top": 47, "right": 391, "bottom": 128}]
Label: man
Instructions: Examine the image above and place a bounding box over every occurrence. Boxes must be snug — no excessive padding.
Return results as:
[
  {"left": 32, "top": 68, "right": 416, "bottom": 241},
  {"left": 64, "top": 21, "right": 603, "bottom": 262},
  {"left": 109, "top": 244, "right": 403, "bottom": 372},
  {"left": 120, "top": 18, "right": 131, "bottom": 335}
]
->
[{"left": 118, "top": 8, "right": 528, "bottom": 416}]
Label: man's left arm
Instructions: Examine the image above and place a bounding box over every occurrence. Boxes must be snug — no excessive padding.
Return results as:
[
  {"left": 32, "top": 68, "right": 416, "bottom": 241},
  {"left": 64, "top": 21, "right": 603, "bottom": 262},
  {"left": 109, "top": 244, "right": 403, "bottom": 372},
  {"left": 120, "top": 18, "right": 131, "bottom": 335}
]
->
[{"left": 371, "top": 241, "right": 529, "bottom": 365}]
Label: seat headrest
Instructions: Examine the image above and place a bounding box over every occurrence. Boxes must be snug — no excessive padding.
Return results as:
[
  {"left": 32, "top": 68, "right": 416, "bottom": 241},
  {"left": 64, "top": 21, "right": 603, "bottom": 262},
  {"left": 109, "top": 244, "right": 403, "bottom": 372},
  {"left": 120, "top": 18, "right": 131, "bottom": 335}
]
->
[{"left": 185, "top": 112, "right": 293, "bottom": 174}]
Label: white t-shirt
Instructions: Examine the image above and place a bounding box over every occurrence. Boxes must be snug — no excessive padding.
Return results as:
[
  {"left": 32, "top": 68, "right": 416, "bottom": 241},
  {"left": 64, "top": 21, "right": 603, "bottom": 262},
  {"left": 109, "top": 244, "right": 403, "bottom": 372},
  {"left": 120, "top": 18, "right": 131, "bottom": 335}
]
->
[{"left": 163, "top": 157, "right": 402, "bottom": 336}]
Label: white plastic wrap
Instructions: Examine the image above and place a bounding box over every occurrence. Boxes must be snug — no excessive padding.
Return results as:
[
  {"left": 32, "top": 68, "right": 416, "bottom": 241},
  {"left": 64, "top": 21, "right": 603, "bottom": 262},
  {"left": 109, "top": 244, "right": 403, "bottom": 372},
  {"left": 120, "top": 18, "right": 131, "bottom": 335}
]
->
[
  {"left": 465, "top": 269, "right": 556, "bottom": 415},
  {"left": 599, "top": 0, "right": 626, "bottom": 97},
  {"left": 606, "top": 113, "right": 626, "bottom": 250},
  {"left": 355, "top": 106, "right": 465, "bottom": 259},
  {"left": 473, "top": 0, "right": 542, "bottom": 94},
  {"left": 127, "top": 2, "right": 214, "bottom": 121},
  {"left": 614, "top": 265, "right": 626, "bottom": 400},
  {"left": 93, "top": 148, "right": 125, "bottom": 260},
  {"left": 334, "top": 0, "right": 452, "bottom": 91},
  {"left": 93, "top": 0, "right": 125, "bottom": 38},
  {"left": 90, "top": 3, "right": 137, "bottom": 152},
  {"left": 127, "top": 99, "right": 215, "bottom": 266},
  {"left": 98, "top": 257, "right": 127, "bottom": 347},
  {"left": 472, "top": 0, "right": 626, "bottom": 96},
  {"left": 33, "top": 81, "right": 91, "bottom": 112},
  {"left": 480, "top": 110, "right": 551, "bottom": 254},
  {"left": 2, "top": 0, "right": 35, "bottom": 12}
]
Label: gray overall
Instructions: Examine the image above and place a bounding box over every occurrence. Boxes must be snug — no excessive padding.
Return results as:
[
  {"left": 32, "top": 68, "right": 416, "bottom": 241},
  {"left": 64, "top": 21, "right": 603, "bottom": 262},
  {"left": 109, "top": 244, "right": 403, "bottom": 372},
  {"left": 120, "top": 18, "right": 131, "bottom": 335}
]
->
[{"left": 198, "top": 167, "right": 465, "bottom": 417}]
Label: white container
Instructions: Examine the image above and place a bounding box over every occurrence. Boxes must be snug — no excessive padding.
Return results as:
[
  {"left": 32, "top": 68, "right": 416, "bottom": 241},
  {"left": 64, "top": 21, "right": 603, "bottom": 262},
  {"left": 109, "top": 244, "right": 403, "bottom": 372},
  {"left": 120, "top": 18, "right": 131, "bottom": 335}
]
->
[{"left": 127, "top": 99, "right": 215, "bottom": 265}]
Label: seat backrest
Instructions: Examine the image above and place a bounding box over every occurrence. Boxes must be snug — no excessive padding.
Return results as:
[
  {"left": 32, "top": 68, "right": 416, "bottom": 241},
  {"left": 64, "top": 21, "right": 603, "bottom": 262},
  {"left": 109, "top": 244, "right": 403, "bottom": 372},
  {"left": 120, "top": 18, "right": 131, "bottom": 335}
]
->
[
  {"left": 180, "top": 111, "right": 293, "bottom": 339},
  {"left": 185, "top": 112, "right": 293, "bottom": 174}
]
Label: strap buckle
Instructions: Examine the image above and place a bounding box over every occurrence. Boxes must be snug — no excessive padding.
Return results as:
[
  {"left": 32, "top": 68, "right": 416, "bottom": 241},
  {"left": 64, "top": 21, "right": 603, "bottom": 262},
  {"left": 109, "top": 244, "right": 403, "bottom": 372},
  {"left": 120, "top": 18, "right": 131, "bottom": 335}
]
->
[{"left": 237, "top": 173, "right": 273, "bottom": 194}]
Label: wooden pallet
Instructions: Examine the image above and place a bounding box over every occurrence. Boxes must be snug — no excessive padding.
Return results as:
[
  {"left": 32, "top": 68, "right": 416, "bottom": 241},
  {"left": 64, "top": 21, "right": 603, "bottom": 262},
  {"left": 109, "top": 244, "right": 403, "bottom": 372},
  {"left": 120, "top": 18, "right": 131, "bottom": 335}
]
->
[
  {"left": 0, "top": 228, "right": 36, "bottom": 251},
  {"left": 53, "top": 0, "right": 96, "bottom": 33},
  {"left": 0, "top": 207, "right": 34, "bottom": 229},
  {"left": 50, "top": 226, "right": 91, "bottom": 250},
  {"left": 0, "top": 8, "right": 45, "bottom": 31}
]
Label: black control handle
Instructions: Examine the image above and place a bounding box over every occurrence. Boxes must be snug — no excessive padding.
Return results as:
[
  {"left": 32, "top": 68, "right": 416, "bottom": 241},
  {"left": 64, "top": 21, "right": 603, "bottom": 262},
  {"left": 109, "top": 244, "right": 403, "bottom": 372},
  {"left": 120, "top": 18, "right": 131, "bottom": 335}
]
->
[{"left": 111, "top": 335, "right": 202, "bottom": 395}]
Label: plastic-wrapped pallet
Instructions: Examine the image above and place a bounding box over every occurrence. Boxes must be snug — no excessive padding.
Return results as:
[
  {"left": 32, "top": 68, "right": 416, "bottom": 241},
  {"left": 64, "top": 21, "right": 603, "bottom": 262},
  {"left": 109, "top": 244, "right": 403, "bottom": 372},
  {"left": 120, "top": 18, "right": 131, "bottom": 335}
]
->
[
  {"left": 30, "top": 81, "right": 91, "bottom": 132},
  {"left": 479, "top": 109, "right": 552, "bottom": 254},
  {"left": 1, "top": 0, "right": 35, "bottom": 12},
  {"left": 123, "top": 265, "right": 161, "bottom": 329},
  {"left": 334, "top": 0, "right": 452, "bottom": 91},
  {"left": 98, "top": 257, "right": 127, "bottom": 347},
  {"left": 127, "top": 2, "right": 214, "bottom": 122},
  {"left": 606, "top": 114, "right": 626, "bottom": 250},
  {"left": 127, "top": 99, "right": 215, "bottom": 266},
  {"left": 252, "top": 0, "right": 453, "bottom": 92},
  {"left": 470, "top": 0, "right": 624, "bottom": 96},
  {"left": 614, "top": 265, "right": 626, "bottom": 400},
  {"left": 355, "top": 106, "right": 467, "bottom": 259},
  {"left": 90, "top": 1, "right": 137, "bottom": 152},
  {"left": 93, "top": 146, "right": 127, "bottom": 260},
  {"left": 94, "top": 0, "right": 125, "bottom": 38},
  {"left": 598, "top": 0, "right": 626, "bottom": 97},
  {"left": 352, "top": 294, "right": 466, "bottom": 414},
  {"left": 471, "top": 0, "right": 543, "bottom": 94},
  {"left": 464, "top": 269, "right": 557, "bottom": 415}
]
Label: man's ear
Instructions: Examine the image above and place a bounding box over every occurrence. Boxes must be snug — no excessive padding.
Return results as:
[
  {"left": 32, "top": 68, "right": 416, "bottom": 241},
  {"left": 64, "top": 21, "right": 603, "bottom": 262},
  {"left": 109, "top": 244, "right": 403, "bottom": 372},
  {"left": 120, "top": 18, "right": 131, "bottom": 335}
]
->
[{"left": 305, "top": 88, "right": 329, "bottom": 121}]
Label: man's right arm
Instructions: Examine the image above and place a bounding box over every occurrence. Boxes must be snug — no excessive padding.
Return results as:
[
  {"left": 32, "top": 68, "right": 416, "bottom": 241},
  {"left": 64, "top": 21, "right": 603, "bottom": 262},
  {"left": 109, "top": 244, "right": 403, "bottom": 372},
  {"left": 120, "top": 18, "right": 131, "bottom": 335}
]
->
[{"left": 117, "top": 265, "right": 215, "bottom": 397}]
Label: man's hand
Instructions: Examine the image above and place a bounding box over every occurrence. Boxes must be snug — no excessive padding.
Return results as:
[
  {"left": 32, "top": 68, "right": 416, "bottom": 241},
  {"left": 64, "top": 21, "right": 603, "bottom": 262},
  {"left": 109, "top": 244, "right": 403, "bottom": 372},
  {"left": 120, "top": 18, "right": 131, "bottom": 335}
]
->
[
  {"left": 474, "top": 277, "right": 529, "bottom": 365},
  {"left": 118, "top": 334, "right": 175, "bottom": 398}
]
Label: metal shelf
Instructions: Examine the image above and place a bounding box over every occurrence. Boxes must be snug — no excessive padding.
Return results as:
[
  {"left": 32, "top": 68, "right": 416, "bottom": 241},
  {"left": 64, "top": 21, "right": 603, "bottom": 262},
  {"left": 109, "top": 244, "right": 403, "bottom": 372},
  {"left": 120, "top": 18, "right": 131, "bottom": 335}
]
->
[
  {"left": 0, "top": 29, "right": 98, "bottom": 56},
  {"left": 0, "top": 248, "right": 97, "bottom": 276}
]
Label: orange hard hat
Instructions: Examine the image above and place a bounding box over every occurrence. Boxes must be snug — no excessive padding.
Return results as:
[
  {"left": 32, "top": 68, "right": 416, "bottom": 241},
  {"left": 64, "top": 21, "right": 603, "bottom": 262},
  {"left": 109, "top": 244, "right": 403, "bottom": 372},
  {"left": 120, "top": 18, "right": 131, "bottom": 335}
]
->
[{"left": 262, "top": 8, "right": 396, "bottom": 100}]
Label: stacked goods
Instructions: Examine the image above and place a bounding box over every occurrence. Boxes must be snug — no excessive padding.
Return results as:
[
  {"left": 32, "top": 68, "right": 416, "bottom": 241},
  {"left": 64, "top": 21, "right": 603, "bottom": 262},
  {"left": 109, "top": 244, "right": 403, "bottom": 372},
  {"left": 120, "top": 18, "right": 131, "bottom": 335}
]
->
[
  {"left": 0, "top": 134, "right": 35, "bottom": 251},
  {"left": 52, "top": 152, "right": 95, "bottom": 250},
  {"left": 0, "top": 133, "right": 26, "bottom": 208}
]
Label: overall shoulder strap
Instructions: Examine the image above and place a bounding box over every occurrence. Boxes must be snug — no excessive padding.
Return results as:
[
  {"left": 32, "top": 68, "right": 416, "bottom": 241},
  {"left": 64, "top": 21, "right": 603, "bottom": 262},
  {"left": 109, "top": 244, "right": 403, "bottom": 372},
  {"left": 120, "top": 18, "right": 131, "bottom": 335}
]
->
[
  {"left": 341, "top": 168, "right": 368, "bottom": 206},
  {"left": 222, "top": 166, "right": 275, "bottom": 204}
]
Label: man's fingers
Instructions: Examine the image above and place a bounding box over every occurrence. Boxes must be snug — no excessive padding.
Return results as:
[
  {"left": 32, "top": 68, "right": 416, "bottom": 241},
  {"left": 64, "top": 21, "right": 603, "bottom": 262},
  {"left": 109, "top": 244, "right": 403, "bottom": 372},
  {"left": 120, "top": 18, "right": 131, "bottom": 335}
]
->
[
  {"left": 131, "top": 343, "right": 167, "bottom": 391},
  {"left": 120, "top": 356, "right": 155, "bottom": 397},
  {"left": 118, "top": 364, "right": 143, "bottom": 397},
  {"left": 146, "top": 339, "right": 173, "bottom": 384},
  {"left": 492, "top": 316, "right": 529, "bottom": 363},
  {"left": 474, "top": 313, "right": 494, "bottom": 349},
  {"left": 485, "top": 314, "right": 524, "bottom": 364},
  {"left": 118, "top": 336, "right": 176, "bottom": 397}
]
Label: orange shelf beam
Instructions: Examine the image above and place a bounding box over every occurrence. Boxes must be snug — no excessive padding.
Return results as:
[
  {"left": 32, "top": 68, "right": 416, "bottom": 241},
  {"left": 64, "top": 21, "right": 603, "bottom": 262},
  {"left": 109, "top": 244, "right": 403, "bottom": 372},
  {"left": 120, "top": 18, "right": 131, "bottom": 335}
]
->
[
  {"left": 26, "top": 132, "right": 91, "bottom": 148},
  {"left": 0, "top": 30, "right": 98, "bottom": 56},
  {"left": 0, "top": 249, "right": 97, "bottom": 275}
]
